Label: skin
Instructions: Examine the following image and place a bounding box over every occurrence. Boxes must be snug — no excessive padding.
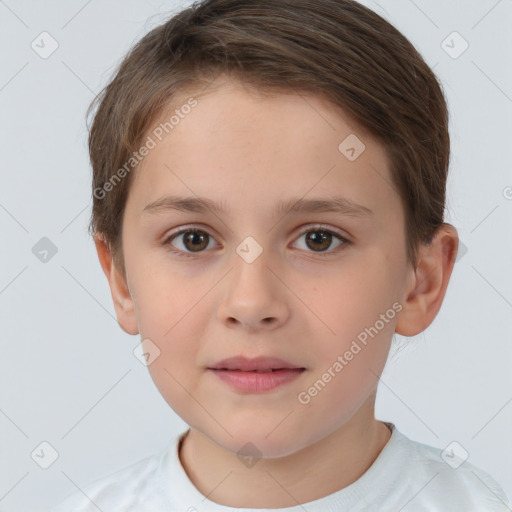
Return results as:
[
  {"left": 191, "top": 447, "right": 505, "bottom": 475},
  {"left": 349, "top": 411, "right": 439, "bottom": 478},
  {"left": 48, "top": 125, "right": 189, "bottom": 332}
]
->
[{"left": 95, "top": 76, "right": 458, "bottom": 508}]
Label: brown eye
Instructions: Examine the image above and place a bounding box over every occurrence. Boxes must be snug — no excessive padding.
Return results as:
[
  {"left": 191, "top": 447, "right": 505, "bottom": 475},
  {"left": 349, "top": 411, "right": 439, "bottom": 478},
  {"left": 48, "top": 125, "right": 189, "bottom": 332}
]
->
[
  {"left": 166, "top": 229, "right": 214, "bottom": 254},
  {"left": 293, "top": 226, "right": 348, "bottom": 256},
  {"left": 305, "top": 230, "right": 333, "bottom": 251}
]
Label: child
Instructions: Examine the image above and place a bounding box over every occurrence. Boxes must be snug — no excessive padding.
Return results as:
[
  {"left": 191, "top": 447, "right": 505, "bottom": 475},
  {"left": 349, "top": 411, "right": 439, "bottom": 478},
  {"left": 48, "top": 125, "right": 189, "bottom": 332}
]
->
[{"left": 52, "top": 0, "right": 511, "bottom": 510}]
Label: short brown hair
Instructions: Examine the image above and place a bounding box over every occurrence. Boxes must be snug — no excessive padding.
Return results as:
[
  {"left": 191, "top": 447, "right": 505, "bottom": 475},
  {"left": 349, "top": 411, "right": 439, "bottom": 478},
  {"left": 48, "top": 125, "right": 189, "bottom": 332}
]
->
[{"left": 87, "top": 0, "right": 450, "bottom": 273}]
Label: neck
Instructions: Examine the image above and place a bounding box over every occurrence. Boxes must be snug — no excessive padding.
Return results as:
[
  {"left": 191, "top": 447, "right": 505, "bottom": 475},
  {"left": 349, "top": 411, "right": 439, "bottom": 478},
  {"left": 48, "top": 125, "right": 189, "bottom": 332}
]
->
[{"left": 178, "top": 401, "right": 392, "bottom": 508}]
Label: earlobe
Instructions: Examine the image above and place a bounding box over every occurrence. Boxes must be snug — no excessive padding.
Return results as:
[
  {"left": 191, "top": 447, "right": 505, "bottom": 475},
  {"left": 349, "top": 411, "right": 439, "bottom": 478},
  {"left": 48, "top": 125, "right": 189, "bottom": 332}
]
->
[
  {"left": 93, "top": 234, "right": 139, "bottom": 335},
  {"left": 395, "top": 224, "right": 458, "bottom": 337}
]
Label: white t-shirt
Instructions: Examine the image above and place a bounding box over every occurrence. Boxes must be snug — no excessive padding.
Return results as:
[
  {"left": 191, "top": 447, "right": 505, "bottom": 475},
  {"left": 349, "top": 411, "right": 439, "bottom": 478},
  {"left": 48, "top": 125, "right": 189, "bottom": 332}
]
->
[{"left": 51, "top": 422, "right": 511, "bottom": 511}]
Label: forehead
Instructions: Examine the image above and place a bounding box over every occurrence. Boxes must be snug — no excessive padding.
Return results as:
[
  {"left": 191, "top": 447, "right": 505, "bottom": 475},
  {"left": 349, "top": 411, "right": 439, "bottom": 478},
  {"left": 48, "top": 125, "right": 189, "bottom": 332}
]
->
[{"left": 126, "top": 77, "right": 400, "bottom": 224}]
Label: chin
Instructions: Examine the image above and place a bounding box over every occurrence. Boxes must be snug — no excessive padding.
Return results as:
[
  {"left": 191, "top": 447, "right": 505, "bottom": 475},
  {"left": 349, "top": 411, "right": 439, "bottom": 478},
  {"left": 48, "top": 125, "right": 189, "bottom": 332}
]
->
[{"left": 214, "top": 424, "right": 312, "bottom": 460}]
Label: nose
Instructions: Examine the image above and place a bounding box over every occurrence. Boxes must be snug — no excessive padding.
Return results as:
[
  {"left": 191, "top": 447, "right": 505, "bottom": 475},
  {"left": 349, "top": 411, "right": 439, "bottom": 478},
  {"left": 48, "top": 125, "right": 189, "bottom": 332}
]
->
[{"left": 217, "top": 247, "right": 290, "bottom": 332}]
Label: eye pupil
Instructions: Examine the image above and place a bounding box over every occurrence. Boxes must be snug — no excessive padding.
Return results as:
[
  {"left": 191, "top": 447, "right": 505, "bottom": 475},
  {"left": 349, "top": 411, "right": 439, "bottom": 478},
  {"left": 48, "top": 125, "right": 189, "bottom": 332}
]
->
[{"left": 306, "top": 230, "right": 332, "bottom": 251}]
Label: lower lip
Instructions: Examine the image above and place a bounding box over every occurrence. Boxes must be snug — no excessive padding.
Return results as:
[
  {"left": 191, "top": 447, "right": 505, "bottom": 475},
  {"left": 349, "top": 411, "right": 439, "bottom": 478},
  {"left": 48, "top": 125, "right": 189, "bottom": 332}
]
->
[{"left": 208, "top": 368, "right": 305, "bottom": 392}]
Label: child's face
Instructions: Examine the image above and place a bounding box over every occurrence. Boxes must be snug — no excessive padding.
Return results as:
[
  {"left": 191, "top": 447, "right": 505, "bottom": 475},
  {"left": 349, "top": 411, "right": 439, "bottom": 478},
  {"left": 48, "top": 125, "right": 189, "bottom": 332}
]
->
[{"left": 117, "top": 77, "right": 416, "bottom": 456}]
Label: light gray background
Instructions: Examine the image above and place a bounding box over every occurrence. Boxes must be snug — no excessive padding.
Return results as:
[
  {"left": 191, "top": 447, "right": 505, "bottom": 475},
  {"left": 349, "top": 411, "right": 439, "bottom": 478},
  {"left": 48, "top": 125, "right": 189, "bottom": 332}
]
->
[{"left": 0, "top": 1, "right": 511, "bottom": 511}]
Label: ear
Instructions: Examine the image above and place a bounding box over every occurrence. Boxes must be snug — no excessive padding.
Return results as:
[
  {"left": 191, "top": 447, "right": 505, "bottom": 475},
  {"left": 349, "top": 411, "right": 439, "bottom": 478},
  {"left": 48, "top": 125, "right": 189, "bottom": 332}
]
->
[
  {"left": 395, "top": 223, "right": 458, "bottom": 336},
  {"left": 94, "top": 234, "right": 139, "bottom": 335}
]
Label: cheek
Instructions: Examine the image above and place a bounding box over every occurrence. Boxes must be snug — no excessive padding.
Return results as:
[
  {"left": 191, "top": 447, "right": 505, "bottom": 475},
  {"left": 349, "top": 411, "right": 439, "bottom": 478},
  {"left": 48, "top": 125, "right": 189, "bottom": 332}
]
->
[
  {"left": 129, "top": 260, "right": 200, "bottom": 336},
  {"left": 311, "top": 263, "right": 394, "bottom": 334},
  {"left": 296, "top": 304, "right": 394, "bottom": 431},
  {"left": 131, "top": 266, "right": 211, "bottom": 362},
  {"left": 303, "top": 253, "right": 400, "bottom": 379},
  {"left": 142, "top": 303, "right": 206, "bottom": 416}
]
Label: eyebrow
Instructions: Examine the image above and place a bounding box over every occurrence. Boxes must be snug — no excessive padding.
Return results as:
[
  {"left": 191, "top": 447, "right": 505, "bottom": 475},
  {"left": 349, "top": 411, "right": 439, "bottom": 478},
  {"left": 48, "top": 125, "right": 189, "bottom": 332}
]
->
[{"left": 142, "top": 195, "right": 373, "bottom": 218}]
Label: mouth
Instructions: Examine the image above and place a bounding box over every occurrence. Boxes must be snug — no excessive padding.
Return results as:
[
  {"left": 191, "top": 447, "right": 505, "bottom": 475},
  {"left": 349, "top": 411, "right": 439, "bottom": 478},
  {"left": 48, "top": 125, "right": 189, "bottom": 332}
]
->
[
  {"left": 207, "top": 356, "right": 306, "bottom": 392},
  {"left": 213, "top": 368, "right": 302, "bottom": 372},
  {"left": 207, "top": 355, "right": 306, "bottom": 372}
]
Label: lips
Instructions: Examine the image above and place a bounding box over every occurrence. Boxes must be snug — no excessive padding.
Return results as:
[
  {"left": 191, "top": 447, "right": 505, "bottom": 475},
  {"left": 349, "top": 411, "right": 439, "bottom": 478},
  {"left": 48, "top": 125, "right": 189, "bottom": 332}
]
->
[
  {"left": 208, "top": 356, "right": 306, "bottom": 392},
  {"left": 208, "top": 356, "right": 305, "bottom": 372}
]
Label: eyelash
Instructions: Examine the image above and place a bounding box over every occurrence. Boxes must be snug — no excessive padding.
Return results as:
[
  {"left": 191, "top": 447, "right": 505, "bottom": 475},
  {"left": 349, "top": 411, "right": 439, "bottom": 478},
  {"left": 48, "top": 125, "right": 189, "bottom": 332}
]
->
[{"left": 162, "top": 225, "right": 351, "bottom": 259}]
